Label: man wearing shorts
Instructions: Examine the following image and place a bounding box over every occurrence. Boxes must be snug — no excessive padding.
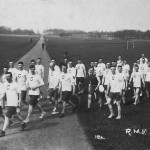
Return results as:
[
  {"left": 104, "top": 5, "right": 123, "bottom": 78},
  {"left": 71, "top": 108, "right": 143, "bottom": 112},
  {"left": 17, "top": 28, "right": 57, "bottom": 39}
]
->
[
  {"left": 129, "top": 65, "right": 145, "bottom": 105},
  {"left": 15, "top": 61, "right": 28, "bottom": 112},
  {"left": 97, "top": 58, "right": 106, "bottom": 81},
  {"left": 59, "top": 64, "right": 77, "bottom": 118},
  {"left": 67, "top": 60, "right": 76, "bottom": 95},
  {"left": 0, "top": 72, "right": 26, "bottom": 137},
  {"left": 36, "top": 58, "right": 45, "bottom": 100},
  {"left": 117, "top": 65, "right": 127, "bottom": 104},
  {"left": 24, "top": 65, "right": 46, "bottom": 123},
  {"left": 47, "top": 62, "right": 60, "bottom": 114},
  {"left": 87, "top": 67, "right": 101, "bottom": 109},
  {"left": 75, "top": 59, "right": 86, "bottom": 94},
  {"left": 102, "top": 63, "right": 111, "bottom": 105},
  {"left": 106, "top": 66, "right": 122, "bottom": 119}
]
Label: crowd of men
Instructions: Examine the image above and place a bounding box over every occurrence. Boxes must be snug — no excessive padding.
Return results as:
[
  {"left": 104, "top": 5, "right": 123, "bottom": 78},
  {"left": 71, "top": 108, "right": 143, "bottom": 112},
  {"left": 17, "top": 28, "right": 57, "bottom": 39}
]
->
[{"left": 0, "top": 52, "right": 149, "bottom": 138}]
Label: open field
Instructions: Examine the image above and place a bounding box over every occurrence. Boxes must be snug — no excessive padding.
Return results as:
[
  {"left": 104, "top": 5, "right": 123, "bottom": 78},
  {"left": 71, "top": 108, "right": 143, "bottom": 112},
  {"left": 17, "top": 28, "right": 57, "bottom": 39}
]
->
[
  {"left": 44, "top": 37, "right": 150, "bottom": 68},
  {"left": 0, "top": 35, "right": 39, "bottom": 74},
  {"left": 45, "top": 37, "right": 150, "bottom": 150}
]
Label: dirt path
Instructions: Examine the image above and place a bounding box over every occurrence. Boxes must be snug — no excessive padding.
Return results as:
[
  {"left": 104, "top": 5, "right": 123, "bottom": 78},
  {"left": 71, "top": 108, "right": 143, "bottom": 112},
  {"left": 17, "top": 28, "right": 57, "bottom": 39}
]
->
[{"left": 0, "top": 37, "right": 93, "bottom": 150}]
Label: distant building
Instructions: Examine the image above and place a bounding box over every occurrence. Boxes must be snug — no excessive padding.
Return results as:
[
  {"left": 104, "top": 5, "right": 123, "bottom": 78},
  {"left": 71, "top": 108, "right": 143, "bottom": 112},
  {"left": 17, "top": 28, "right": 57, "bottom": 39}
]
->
[
  {"left": 71, "top": 33, "right": 89, "bottom": 38},
  {"left": 101, "top": 34, "right": 114, "bottom": 40}
]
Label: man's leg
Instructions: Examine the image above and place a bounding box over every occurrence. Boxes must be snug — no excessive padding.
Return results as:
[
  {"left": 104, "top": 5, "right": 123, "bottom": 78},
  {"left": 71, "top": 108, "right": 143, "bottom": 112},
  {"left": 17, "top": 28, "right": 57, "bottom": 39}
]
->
[
  {"left": 145, "top": 82, "right": 150, "bottom": 98},
  {"left": 21, "top": 91, "right": 28, "bottom": 106},
  {"left": 107, "top": 93, "right": 114, "bottom": 118},
  {"left": 121, "top": 90, "right": 126, "bottom": 104},
  {"left": 24, "top": 104, "right": 33, "bottom": 123},
  {"left": 134, "top": 88, "right": 140, "bottom": 105},
  {"left": 2, "top": 116, "right": 9, "bottom": 132},
  {"left": 116, "top": 100, "right": 121, "bottom": 119},
  {"left": 37, "top": 103, "right": 46, "bottom": 119},
  {"left": 60, "top": 101, "right": 66, "bottom": 118},
  {"left": 88, "top": 94, "right": 92, "bottom": 109}
]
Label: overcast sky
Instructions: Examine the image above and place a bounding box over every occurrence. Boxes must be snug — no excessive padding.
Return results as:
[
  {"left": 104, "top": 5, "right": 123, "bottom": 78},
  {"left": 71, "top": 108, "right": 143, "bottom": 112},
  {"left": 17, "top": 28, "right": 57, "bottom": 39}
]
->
[{"left": 0, "top": 0, "right": 150, "bottom": 32}]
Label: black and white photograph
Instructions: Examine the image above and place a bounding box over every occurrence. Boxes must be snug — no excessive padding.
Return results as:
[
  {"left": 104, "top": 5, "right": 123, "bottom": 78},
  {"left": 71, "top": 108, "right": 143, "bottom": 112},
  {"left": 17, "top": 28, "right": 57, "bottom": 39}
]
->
[{"left": 0, "top": 0, "right": 150, "bottom": 149}]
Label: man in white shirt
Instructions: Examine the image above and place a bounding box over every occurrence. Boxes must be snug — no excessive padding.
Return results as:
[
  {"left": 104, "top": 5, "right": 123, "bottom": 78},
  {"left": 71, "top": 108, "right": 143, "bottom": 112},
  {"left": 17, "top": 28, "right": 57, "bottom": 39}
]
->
[
  {"left": 75, "top": 59, "right": 86, "bottom": 94},
  {"left": 8, "top": 61, "right": 17, "bottom": 80},
  {"left": 122, "top": 60, "right": 130, "bottom": 82},
  {"left": 144, "top": 62, "right": 150, "bottom": 98},
  {"left": 117, "top": 65, "right": 127, "bottom": 104},
  {"left": 36, "top": 58, "right": 44, "bottom": 79},
  {"left": 140, "top": 54, "right": 148, "bottom": 64},
  {"left": 106, "top": 66, "right": 122, "bottom": 119},
  {"left": 36, "top": 58, "right": 45, "bottom": 100},
  {"left": 0, "top": 72, "right": 26, "bottom": 137},
  {"left": 2, "top": 65, "right": 9, "bottom": 85},
  {"left": 139, "top": 58, "right": 148, "bottom": 77},
  {"left": 117, "top": 56, "right": 123, "bottom": 66},
  {"left": 28, "top": 59, "right": 37, "bottom": 74},
  {"left": 97, "top": 58, "right": 105, "bottom": 81},
  {"left": 15, "top": 61, "right": 28, "bottom": 109},
  {"left": 129, "top": 65, "right": 145, "bottom": 105},
  {"left": 47, "top": 62, "right": 60, "bottom": 114},
  {"left": 59, "top": 64, "right": 77, "bottom": 118},
  {"left": 67, "top": 60, "right": 76, "bottom": 95},
  {"left": 24, "top": 65, "right": 46, "bottom": 123},
  {"left": 51, "top": 58, "right": 61, "bottom": 74},
  {"left": 102, "top": 63, "right": 111, "bottom": 104}
]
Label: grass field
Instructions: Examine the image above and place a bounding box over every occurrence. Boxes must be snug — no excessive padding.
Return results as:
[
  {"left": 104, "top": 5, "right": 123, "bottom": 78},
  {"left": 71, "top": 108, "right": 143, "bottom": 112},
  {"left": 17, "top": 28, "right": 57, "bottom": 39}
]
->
[
  {"left": 0, "top": 35, "right": 39, "bottom": 74},
  {"left": 45, "top": 37, "right": 150, "bottom": 150}
]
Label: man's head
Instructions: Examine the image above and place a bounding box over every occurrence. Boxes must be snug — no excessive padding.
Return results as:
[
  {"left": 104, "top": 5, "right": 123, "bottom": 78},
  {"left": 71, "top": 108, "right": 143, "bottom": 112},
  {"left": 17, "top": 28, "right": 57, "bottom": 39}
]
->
[
  {"left": 111, "top": 60, "right": 117, "bottom": 67},
  {"left": 18, "top": 61, "right": 24, "bottom": 70},
  {"left": 29, "top": 65, "right": 35, "bottom": 74},
  {"left": 37, "top": 58, "right": 42, "bottom": 65},
  {"left": 94, "top": 61, "right": 98, "bottom": 67},
  {"left": 124, "top": 60, "right": 127, "bottom": 65},
  {"left": 90, "top": 61, "right": 94, "bottom": 67},
  {"left": 5, "top": 72, "right": 12, "bottom": 83},
  {"left": 30, "top": 59, "right": 36, "bottom": 65},
  {"left": 3, "top": 65, "right": 9, "bottom": 74},
  {"left": 118, "top": 65, "right": 122, "bottom": 73},
  {"left": 111, "top": 66, "right": 116, "bottom": 74},
  {"left": 106, "top": 63, "right": 110, "bottom": 69},
  {"left": 51, "top": 58, "right": 56, "bottom": 65},
  {"left": 63, "top": 52, "right": 68, "bottom": 59},
  {"left": 68, "top": 60, "right": 73, "bottom": 68},
  {"left": 9, "top": 61, "right": 14, "bottom": 68},
  {"left": 77, "top": 59, "right": 82, "bottom": 64},
  {"left": 118, "top": 56, "right": 122, "bottom": 60},
  {"left": 136, "top": 59, "right": 140, "bottom": 64},
  {"left": 62, "top": 64, "right": 67, "bottom": 73},
  {"left": 142, "top": 54, "right": 145, "bottom": 58},
  {"left": 64, "top": 58, "right": 68, "bottom": 65},
  {"left": 99, "top": 58, "right": 103, "bottom": 63},
  {"left": 134, "top": 65, "right": 139, "bottom": 72},
  {"left": 49, "top": 62, "right": 55, "bottom": 71}
]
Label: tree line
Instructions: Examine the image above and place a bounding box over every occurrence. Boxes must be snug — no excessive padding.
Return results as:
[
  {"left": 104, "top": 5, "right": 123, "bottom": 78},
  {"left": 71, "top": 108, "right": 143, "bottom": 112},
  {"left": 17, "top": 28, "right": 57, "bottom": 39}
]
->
[
  {"left": 44, "top": 29, "right": 150, "bottom": 39},
  {"left": 0, "top": 26, "right": 35, "bottom": 35}
]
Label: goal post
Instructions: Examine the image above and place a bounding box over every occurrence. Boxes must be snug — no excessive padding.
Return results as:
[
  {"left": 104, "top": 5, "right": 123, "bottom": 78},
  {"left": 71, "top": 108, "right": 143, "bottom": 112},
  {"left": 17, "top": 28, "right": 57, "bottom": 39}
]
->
[{"left": 126, "top": 40, "right": 135, "bottom": 50}]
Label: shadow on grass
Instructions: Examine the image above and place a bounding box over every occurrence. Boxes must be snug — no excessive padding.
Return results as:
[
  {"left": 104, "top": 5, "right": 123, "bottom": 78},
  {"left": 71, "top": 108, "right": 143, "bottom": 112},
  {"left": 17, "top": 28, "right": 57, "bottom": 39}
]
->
[{"left": 76, "top": 88, "right": 150, "bottom": 150}]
